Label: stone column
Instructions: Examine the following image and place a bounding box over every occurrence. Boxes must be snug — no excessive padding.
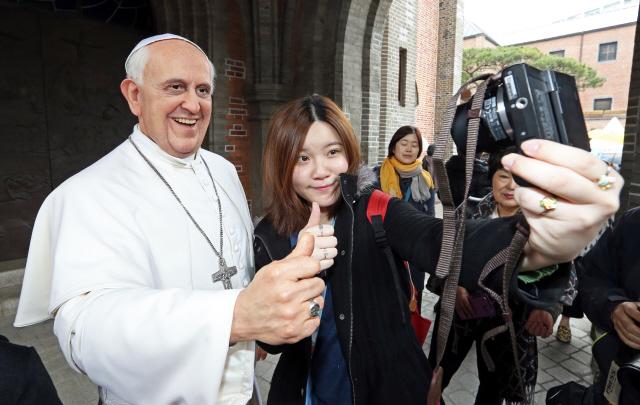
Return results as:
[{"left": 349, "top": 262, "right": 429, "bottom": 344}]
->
[{"left": 245, "top": 84, "right": 292, "bottom": 217}]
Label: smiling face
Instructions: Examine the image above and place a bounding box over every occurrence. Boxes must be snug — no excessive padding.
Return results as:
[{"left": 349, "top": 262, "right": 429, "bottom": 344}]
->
[
  {"left": 393, "top": 133, "right": 420, "bottom": 165},
  {"left": 291, "top": 121, "right": 349, "bottom": 210},
  {"left": 492, "top": 168, "right": 519, "bottom": 216},
  {"left": 126, "top": 40, "right": 213, "bottom": 158}
]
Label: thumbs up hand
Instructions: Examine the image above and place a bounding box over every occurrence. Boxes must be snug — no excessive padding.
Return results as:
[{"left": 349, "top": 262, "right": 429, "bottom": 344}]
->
[
  {"left": 231, "top": 231, "right": 326, "bottom": 345},
  {"left": 297, "top": 202, "right": 338, "bottom": 271}
]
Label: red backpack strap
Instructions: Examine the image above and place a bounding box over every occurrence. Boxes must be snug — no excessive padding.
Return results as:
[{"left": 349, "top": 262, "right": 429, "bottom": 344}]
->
[
  {"left": 367, "top": 190, "right": 406, "bottom": 323},
  {"left": 367, "top": 189, "right": 393, "bottom": 224}
]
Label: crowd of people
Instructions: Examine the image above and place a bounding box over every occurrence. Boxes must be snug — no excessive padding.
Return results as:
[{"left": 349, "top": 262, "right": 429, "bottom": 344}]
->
[{"left": 3, "top": 33, "right": 638, "bottom": 405}]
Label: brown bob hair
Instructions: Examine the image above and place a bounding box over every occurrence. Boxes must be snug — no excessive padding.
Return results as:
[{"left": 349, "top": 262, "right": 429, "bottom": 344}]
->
[
  {"left": 262, "top": 95, "right": 361, "bottom": 237},
  {"left": 387, "top": 125, "right": 422, "bottom": 158}
]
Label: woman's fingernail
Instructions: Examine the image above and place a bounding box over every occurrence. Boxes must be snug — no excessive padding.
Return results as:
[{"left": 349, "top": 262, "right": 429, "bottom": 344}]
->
[
  {"left": 521, "top": 141, "right": 539, "bottom": 154},
  {"left": 502, "top": 155, "right": 515, "bottom": 168}
]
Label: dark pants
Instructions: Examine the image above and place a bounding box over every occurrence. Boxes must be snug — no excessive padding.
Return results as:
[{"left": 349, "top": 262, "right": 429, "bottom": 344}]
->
[{"left": 428, "top": 305, "right": 503, "bottom": 405}]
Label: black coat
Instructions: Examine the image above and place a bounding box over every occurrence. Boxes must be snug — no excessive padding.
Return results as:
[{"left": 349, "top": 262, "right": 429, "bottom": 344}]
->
[
  {"left": 0, "top": 336, "right": 63, "bottom": 405},
  {"left": 445, "top": 155, "right": 492, "bottom": 208},
  {"left": 254, "top": 172, "right": 525, "bottom": 405},
  {"left": 579, "top": 207, "right": 640, "bottom": 334}
]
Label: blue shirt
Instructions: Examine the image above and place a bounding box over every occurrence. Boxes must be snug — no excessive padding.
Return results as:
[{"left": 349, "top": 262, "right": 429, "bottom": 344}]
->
[{"left": 291, "top": 221, "right": 352, "bottom": 405}]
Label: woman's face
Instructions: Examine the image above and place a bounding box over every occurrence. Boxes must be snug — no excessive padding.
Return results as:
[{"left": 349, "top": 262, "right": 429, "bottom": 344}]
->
[
  {"left": 393, "top": 133, "right": 420, "bottom": 165},
  {"left": 292, "top": 121, "right": 349, "bottom": 209},
  {"left": 492, "top": 168, "right": 519, "bottom": 214}
]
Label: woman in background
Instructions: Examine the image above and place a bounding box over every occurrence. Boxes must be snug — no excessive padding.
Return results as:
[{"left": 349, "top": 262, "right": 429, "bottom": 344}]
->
[
  {"left": 376, "top": 126, "right": 435, "bottom": 312},
  {"left": 429, "top": 146, "right": 561, "bottom": 405}
]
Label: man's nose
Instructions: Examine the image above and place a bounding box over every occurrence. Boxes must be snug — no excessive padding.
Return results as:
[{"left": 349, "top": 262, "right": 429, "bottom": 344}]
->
[{"left": 182, "top": 89, "right": 201, "bottom": 114}]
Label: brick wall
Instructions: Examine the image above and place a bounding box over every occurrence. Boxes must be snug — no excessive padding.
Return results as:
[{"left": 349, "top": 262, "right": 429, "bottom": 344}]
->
[
  {"left": 218, "top": 0, "right": 251, "bottom": 207},
  {"left": 522, "top": 23, "right": 636, "bottom": 114},
  {"left": 378, "top": 0, "right": 420, "bottom": 163},
  {"left": 415, "top": 0, "right": 439, "bottom": 143},
  {"left": 463, "top": 35, "right": 498, "bottom": 49},
  {"left": 434, "top": 0, "right": 464, "bottom": 144}
]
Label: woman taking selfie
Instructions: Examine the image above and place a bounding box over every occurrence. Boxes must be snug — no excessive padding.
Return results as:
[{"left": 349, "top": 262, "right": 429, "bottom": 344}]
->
[{"left": 253, "top": 95, "right": 621, "bottom": 405}]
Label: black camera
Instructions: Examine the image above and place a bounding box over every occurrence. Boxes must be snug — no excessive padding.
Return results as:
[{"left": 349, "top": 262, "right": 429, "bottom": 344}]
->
[{"left": 451, "top": 63, "right": 591, "bottom": 156}]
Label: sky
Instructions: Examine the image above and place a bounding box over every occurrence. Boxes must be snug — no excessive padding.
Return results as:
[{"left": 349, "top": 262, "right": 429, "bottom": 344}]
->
[{"left": 464, "top": 0, "right": 627, "bottom": 43}]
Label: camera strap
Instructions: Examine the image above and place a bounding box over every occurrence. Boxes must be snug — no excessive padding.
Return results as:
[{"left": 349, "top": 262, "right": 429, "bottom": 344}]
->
[
  {"left": 431, "top": 72, "right": 492, "bottom": 369},
  {"left": 431, "top": 73, "right": 532, "bottom": 403}
]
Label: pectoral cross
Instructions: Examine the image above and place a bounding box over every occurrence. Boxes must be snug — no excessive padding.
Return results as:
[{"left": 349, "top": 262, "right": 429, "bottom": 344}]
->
[{"left": 211, "top": 258, "right": 237, "bottom": 289}]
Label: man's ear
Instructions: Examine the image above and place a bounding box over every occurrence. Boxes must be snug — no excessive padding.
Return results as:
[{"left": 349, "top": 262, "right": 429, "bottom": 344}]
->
[{"left": 121, "top": 79, "right": 142, "bottom": 117}]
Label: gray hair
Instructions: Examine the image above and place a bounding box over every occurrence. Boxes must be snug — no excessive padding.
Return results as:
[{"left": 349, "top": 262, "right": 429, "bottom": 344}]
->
[{"left": 125, "top": 42, "right": 216, "bottom": 92}]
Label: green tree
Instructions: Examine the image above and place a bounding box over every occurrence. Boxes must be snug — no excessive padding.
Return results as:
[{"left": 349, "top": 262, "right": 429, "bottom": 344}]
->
[{"left": 462, "top": 46, "right": 605, "bottom": 91}]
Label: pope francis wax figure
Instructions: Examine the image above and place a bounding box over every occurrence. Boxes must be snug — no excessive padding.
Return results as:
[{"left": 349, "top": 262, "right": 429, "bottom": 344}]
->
[{"left": 13, "top": 34, "right": 327, "bottom": 405}]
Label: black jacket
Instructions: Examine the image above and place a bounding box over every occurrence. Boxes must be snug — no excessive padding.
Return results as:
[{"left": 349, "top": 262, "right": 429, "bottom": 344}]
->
[
  {"left": 254, "top": 172, "right": 528, "bottom": 405},
  {"left": 579, "top": 207, "right": 640, "bottom": 334},
  {"left": 0, "top": 336, "right": 63, "bottom": 405},
  {"left": 445, "top": 155, "right": 492, "bottom": 208}
]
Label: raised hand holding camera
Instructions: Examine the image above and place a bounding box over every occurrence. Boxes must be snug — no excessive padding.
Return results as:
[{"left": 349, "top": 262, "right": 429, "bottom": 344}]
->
[{"left": 503, "top": 139, "right": 622, "bottom": 271}]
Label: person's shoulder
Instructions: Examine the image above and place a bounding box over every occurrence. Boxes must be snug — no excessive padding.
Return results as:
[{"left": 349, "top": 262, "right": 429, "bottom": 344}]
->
[
  {"left": 609, "top": 208, "right": 640, "bottom": 241},
  {"left": 618, "top": 207, "right": 640, "bottom": 224},
  {"left": 50, "top": 142, "right": 130, "bottom": 199},
  {"left": 254, "top": 216, "right": 275, "bottom": 236}
]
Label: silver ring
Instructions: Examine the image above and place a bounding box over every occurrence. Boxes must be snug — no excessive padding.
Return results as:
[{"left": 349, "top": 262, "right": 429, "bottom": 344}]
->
[
  {"left": 323, "top": 248, "right": 328, "bottom": 260},
  {"left": 318, "top": 224, "right": 324, "bottom": 237},
  {"left": 309, "top": 298, "right": 320, "bottom": 317}
]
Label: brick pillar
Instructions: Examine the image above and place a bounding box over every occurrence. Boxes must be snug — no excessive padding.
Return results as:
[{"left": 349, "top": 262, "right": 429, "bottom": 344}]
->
[
  {"left": 415, "top": 0, "right": 439, "bottom": 143},
  {"left": 618, "top": 7, "right": 640, "bottom": 215},
  {"left": 224, "top": 59, "right": 251, "bottom": 211},
  {"left": 245, "top": 85, "right": 292, "bottom": 217},
  {"left": 434, "top": 0, "right": 464, "bottom": 143}
]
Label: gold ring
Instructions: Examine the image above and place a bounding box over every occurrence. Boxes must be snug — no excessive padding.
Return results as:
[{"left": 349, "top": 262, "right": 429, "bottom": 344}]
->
[
  {"left": 540, "top": 196, "right": 557, "bottom": 214},
  {"left": 595, "top": 165, "right": 616, "bottom": 190}
]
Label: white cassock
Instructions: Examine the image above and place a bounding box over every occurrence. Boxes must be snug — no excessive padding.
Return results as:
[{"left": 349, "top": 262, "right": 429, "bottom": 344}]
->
[{"left": 14, "top": 125, "right": 255, "bottom": 405}]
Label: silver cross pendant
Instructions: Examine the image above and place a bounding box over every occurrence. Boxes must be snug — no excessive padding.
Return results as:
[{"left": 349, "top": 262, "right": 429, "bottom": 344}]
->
[{"left": 211, "top": 258, "right": 238, "bottom": 289}]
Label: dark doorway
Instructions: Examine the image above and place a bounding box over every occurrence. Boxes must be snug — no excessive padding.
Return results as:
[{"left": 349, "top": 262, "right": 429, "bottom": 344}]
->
[{"left": 0, "top": 2, "right": 154, "bottom": 262}]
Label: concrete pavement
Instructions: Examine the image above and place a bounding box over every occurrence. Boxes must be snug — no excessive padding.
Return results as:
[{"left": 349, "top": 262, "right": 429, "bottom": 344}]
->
[{"left": 0, "top": 283, "right": 597, "bottom": 405}]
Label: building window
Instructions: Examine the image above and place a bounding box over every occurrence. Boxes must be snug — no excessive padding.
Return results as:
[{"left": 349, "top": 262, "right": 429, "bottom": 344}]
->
[
  {"left": 598, "top": 42, "right": 618, "bottom": 62},
  {"left": 549, "top": 50, "right": 565, "bottom": 57},
  {"left": 594, "top": 98, "right": 613, "bottom": 111},
  {"left": 585, "top": 8, "right": 601, "bottom": 16},
  {"left": 398, "top": 48, "right": 407, "bottom": 107},
  {"left": 603, "top": 2, "right": 621, "bottom": 12}
]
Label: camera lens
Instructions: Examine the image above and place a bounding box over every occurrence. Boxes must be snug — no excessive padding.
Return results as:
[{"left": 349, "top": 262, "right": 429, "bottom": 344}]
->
[{"left": 451, "top": 84, "right": 514, "bottom": 154}]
